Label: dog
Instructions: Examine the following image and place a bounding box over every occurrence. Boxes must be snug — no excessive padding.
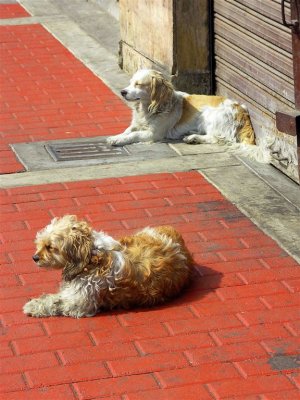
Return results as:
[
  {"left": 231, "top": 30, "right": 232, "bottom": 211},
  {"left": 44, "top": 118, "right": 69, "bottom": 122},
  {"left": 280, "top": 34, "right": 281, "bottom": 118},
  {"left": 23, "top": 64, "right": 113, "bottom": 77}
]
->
[
  {"left": 23, "top": 215, "right": 193, "bottom": 318},
  {"left": 106, "top": 69, "right": 271, "bottom": 163}
]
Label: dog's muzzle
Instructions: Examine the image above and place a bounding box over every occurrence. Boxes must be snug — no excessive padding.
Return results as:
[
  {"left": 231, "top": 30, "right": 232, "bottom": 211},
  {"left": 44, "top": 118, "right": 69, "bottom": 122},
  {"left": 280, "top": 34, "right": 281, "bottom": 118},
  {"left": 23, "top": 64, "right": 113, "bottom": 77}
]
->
[{"left": 120, "top": 90, "right": 127, "bottom": 98}]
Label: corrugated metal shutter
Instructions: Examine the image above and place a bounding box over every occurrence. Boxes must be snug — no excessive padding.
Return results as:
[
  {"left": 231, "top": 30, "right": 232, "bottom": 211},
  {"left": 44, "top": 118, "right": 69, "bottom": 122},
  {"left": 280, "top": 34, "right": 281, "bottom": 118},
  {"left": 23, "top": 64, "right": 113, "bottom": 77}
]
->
[{"left": 214, "top": 0, "right": 298, "bottom": 180}]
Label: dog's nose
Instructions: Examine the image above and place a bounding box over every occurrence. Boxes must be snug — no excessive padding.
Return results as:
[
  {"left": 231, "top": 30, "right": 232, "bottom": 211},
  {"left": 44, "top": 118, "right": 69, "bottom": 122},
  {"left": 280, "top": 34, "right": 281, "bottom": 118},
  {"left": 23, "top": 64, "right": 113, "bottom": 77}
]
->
[
  {"left": 120, "top": 89, "right": 127, "bottom": 98},
  {"left": 32, "top": 254, "right": 39, "bottom": 262}
]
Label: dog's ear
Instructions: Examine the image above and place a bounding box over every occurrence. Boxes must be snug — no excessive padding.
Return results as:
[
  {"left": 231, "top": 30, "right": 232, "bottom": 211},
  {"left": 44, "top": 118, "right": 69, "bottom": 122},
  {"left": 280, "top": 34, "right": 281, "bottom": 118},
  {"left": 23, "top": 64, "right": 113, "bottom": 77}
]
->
[
  {"left": 62, "top": 220, "right": 93, "bottom": 281},
  {"left": 149, "top": 72, "right": 174, "bottom": 114}
]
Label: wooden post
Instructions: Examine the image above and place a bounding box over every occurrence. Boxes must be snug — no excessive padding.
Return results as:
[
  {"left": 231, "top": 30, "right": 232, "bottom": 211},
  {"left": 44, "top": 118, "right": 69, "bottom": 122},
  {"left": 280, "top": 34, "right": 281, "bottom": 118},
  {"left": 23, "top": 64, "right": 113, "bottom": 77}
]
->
[{"left": 119, "top": 0, "right": 212, "bottom": 94}]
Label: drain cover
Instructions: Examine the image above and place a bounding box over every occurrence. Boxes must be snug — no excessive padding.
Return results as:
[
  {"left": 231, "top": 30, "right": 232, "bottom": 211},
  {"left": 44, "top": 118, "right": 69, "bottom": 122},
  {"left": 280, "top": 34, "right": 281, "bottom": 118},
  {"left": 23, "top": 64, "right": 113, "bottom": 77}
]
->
[{"left": 45, "top": 142, "right": 129, "bottom": 161}]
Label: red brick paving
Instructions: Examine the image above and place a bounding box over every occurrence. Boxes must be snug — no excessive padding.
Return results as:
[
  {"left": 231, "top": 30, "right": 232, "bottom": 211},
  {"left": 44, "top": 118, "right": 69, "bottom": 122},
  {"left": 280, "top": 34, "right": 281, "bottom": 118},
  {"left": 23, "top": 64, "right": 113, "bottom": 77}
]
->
[
  {"left": 1, "top": 172, "right": 300, "bottom": 399},
  {"left": 0, "top": 4, "right": 30, "bottom": 19},
  {"left": 0, "top": 24, "right": 130, "bottom": 173}
]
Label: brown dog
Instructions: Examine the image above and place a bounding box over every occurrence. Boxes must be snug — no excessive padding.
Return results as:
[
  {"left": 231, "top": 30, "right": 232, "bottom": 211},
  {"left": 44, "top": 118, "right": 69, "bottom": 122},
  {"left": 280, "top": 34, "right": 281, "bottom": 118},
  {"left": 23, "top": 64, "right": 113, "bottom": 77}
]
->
[{"left": 23, "top": 215, "right": 193, "bottom": 318}]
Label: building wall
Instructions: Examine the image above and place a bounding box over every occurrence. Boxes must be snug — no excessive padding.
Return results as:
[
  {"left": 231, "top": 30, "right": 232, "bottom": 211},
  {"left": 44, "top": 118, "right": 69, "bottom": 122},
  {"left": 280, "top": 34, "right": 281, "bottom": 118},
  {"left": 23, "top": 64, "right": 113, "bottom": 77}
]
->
[
  {"left": 118, "top": 0, "right": 300, "bottom": 183},
  {"left": 214, "top": 0, "right": 299, "bottom": 183},
  {"left": 119, "top": 0, "right": 212, "bottom": 93}
]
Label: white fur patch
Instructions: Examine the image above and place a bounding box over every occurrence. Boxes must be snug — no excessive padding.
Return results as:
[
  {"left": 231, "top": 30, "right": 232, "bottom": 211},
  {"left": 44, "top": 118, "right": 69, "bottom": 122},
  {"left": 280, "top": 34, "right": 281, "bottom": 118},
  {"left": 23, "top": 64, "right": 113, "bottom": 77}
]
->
[
  {"left": 92, "top": 230, "right": 120, "bottom": 251},
  {"left": 92, "top": 230, "right": 126, "bottom": 281},
  {"left": 139, "top": 227, "right": 174, "bottom": 249}
]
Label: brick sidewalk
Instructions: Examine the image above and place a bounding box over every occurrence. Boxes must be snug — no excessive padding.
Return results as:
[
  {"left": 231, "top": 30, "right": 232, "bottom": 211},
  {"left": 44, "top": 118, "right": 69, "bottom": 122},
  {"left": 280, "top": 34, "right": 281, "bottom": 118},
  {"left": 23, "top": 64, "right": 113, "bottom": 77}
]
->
[
  {"left": 1, "top": 3, "right": 300, "bottom": 400},
  {"left": 0, "top": 3, "right": 29, "bottom": 19},
  {"left": 1, "top": 173, "right": 300, "bottom": 399},
  {"left": 0, "top": 11, "right": 130, "bottom": 173}
]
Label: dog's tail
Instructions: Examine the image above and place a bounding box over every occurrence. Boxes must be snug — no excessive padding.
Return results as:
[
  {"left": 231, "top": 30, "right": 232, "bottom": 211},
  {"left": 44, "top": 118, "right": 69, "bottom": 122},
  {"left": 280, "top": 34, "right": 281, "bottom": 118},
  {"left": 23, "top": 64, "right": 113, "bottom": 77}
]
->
[
  {"left": 228, "top": 137, "right": 273, "bottom": 164},
  {"left": 234, "top": 103, "right": 273, "bottom": 163}
]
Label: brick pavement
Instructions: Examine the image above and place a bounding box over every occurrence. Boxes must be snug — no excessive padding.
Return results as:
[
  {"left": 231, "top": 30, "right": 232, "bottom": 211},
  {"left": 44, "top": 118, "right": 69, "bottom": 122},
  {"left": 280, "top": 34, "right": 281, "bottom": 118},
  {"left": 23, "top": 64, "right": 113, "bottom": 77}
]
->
[
  {"left": 1, "top": 172, "right": 300, "bottom": 399},
  {"left": 1, "top": 3, "right": 300, "bottom": 400},
  {"left": 0, "top": 3, "right": 29, "bottom": 19},
  {"left": 0, "top": 19, "right": 130, "bottom": 173}
]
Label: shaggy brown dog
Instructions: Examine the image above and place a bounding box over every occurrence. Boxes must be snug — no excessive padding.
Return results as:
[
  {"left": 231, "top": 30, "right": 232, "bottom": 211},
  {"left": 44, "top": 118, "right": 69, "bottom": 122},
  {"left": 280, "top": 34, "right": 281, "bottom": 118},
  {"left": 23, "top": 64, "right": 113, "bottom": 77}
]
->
[{"left": 23, "top": 215, "right": 193, "bottom": 318}]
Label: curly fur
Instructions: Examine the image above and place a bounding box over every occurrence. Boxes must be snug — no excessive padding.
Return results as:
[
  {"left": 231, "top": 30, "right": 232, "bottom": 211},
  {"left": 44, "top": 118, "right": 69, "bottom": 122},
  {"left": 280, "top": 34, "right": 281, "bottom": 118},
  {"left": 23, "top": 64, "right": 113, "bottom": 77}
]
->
[{"left": 23, "top": 216, "right": 193, "bottom": 318}]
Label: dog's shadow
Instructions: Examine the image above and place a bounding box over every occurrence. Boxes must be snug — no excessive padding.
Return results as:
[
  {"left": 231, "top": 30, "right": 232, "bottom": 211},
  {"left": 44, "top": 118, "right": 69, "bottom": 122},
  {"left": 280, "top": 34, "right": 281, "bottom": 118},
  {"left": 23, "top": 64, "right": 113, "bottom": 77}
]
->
[
  {"left": 174, "top": 263, "right": 223, "bottom": 305},
  {"left": 109, "top": 264, "right": 223, "bottom": 318}
]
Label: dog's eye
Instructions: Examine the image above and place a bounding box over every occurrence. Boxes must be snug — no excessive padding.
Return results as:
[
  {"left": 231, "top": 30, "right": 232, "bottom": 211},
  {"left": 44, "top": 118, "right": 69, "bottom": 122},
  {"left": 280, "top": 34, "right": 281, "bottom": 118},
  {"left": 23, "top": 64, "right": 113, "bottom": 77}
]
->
[{"left": 46, "top": 245, "right": 53, "bottom": 251}]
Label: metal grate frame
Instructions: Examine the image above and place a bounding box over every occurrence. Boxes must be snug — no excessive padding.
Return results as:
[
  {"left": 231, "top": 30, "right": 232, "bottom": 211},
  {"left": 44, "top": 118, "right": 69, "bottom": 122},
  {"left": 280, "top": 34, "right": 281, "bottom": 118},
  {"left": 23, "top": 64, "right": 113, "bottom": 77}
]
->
[{"left": 45, "top": 142, "right": 130, "bottom": 161}]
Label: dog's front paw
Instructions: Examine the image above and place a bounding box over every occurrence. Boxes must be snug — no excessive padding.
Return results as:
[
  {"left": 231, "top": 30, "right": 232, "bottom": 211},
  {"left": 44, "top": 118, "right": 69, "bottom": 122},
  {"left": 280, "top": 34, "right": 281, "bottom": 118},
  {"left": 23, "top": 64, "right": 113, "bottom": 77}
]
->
[
  {"left": 23, "top": 298, "right": 45, "bottom": 317},
  {"left": 23, "top": 295, "right": 60, "bottom": 317},
  {"left": 106, "top": 135, "right": 126, "bottom": 146},
  {"left": 183, "top": 134, "right": 201, "bottom": 144}
]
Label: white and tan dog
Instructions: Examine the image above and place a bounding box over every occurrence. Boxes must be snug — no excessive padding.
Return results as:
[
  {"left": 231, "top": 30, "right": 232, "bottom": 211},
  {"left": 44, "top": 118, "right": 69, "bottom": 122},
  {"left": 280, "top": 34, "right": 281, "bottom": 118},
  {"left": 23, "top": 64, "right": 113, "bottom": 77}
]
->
[
  {"left": 23, "top": 215, "right": 193, "bottom": 318},
  {"left": 107, "top": 69, "right": 270, "bottom": 162}
]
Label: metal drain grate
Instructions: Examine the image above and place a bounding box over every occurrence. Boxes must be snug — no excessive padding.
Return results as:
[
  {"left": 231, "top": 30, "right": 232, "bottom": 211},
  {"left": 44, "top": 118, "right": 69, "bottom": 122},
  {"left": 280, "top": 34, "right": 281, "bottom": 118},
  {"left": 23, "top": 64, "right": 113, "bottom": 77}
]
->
[{"left": 45, "top": 142, "right": 130, "bottom": 161}]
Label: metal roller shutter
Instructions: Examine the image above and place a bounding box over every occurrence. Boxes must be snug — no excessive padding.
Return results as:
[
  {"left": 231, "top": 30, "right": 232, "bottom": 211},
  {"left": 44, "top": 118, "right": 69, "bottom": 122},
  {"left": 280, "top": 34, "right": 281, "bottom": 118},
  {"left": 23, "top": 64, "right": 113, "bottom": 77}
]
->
[{"left": 214, "top": 0, "right": 299, "bottom": 182}]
